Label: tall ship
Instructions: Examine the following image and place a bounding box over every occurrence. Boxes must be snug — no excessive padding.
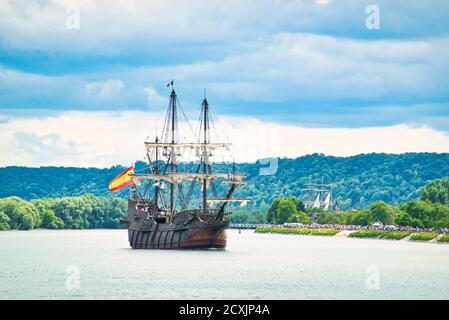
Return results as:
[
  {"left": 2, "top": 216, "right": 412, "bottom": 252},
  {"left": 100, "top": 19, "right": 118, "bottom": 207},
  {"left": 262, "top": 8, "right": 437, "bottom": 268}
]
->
[
  {"left": 302, "top": 177, "right": 340, "bottom": 212},
  {"left": 118, "top": 83, "right": 248, "bottom": 249}
]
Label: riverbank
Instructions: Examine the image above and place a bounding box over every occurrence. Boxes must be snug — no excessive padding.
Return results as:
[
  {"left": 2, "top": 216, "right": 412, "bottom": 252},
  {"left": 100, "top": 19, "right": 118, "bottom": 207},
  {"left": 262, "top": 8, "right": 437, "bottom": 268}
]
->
[
  {"left": 255, "top": 226, "right": 449, "bottom": 243},
  {"left": 256, "top": 226, "right": 340, "bottom": 236}
]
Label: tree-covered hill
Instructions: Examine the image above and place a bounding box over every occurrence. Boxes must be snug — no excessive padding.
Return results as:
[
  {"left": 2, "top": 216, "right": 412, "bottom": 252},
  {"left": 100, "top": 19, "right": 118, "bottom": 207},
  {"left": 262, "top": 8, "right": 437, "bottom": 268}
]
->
[
  {"left": 0, "top": 165, "right": 130, "bottom": 200},
  {"left": 242, "top": 152, "right": 449, "bottom": 210},
  {"left": 1, "top": 152, "right": 448, "bottom": 210}
]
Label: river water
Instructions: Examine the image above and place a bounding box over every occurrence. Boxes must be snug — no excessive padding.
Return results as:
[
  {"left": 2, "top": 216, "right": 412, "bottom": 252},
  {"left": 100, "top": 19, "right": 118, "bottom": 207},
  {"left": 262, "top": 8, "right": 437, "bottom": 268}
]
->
[{"left": 0, "top": 229, "right": 448, "bottom": 299}]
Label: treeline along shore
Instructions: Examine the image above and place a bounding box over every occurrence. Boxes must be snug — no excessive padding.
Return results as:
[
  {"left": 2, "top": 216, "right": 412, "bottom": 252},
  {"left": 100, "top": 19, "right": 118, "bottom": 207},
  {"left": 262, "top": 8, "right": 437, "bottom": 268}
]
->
[
  {"left": 2, "top": 152, "right": 449, "bottom": 211},
  {"left": 1, "top": 172, "right": 449, "bottom": 243},
  {"left": 0, "top": 194, "right": 127, "bottom": 230},
  {"left": 263, "top": 179, "right": 449, "bottom": 229},
  {"left": 253, "top": 178, "right": 449, "bottom": 243}
]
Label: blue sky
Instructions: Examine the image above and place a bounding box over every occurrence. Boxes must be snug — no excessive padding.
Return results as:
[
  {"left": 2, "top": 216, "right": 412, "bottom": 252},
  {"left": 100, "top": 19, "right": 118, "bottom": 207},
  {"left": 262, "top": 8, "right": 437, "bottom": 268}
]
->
[{"left": 0, "top": 0, "right": 449, "bottom": 166}]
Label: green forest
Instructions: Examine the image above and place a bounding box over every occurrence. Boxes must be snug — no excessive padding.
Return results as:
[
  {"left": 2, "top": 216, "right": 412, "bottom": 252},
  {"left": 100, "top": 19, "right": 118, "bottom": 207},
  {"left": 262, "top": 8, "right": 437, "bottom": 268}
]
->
[
  {"left": 1, "top": 153, "right": 449, "bottom": 212},
  {"left": 0, "top": 194, "right": 126, "bottom": 230},
  {"left": 1, "top": 179, "right": 449, "bottom": 231},
  {"left": 266, "top": 179, "right": 449, "bottom": 229}
]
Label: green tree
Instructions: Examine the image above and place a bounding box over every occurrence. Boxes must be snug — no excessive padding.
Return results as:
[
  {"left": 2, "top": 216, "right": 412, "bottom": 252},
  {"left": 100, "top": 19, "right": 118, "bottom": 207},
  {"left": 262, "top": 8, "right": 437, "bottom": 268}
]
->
[
  {"left": 400, "top": 200, "right": 435, "bottom": 227},
  {"left": 0, "top": 197, "right": 40, "bottom": 230},
  {"left": 266, "top": 198, "right": 281, "bottom": 223},
  {"left": 288, "top": 212, "right": 311, "bottom": 224},
  {"left": 11, "top": 203, "right": 40, "bottom": 230},
  {"left": 421, "top": 203, "right": 449, "bottom": 228},
  {"left": 276, "top": 199, "right": 298, "bottom": 224},
  {"left": 0, "top": 211, "right": 11, "bottom": 230},
  {"left": 267, "top": 198, "right": 298, "bottom": 224},
  {"left": 246, "top": 211, "right": 266, "bottom": 224},
  {"left": 40, "top": 209, "right": 64, "bottom": 229},
  {"left": 431, "top": 217, "right": 449, "bottom": 229},
  {"left": 289, "top": 197, "right": 306, "bottom": 213},
  {"left": 316, "top": 212, "right": 339, "bottom": 224},
  {"left": 394, "top": 212, "right": 413, "bottom": 227},
  {"left": 420, "top": 179, "right": 449, "bottom": 205},
  {"left": 230, "top": 211, "right": 249, "bottom": 224},
  {"left": 370, "top": 201, "right": 394, "bottom": 224},
  {"left": 345, "top": 210, "right": 373, "bottom": 226}
]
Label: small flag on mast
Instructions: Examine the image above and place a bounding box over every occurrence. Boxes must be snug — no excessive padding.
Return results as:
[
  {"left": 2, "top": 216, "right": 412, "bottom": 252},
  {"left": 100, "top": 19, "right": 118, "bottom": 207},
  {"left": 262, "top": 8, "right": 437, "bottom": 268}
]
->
[
  {"left": 335, "top": 200, "right": 340, "bottom": 213},
  {"left": 166, "top": 80, "right": 174, "bottom": 87}
]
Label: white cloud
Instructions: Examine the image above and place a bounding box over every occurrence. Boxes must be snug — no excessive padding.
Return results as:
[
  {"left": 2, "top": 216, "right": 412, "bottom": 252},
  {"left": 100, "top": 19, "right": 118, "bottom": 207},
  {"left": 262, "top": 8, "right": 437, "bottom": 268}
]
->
[
  {"left": 3, "top": 32, "right": 448, "bottom": 109},
  {"left": 0, "top": 114, "right": 9, "bottom": 123},
  {"left": 85, "top": 79, "right": 124, "bottom": 100},
  {"left": 0, "top": 0, "right": 268, "bottom": 53},
  {"left": 0, "top": 111, "right": 448, "bottom": 167},
  {"left": 1, "top": 0, "right": 448, "bottom": 55},
  {"left": 142, "top": 86, "right": 166, "bottom": 109},
  {"left": 125, "top": 33, "right": 449, "bottom": 103},
  {"left": 13, "top": 131, "right": 79, "bottom": 162}
]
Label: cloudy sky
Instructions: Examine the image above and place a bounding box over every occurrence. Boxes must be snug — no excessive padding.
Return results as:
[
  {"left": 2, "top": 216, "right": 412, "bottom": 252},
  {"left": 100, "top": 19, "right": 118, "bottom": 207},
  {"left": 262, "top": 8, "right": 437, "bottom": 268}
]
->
[{"left": 1, "top": 0, "right": 449, "bottom": 167}]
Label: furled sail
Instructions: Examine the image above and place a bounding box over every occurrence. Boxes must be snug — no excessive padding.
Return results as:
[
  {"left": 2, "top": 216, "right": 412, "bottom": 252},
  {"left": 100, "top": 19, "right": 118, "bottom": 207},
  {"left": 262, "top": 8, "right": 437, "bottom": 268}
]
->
[
  {"left": 131, "top": 172, "right": 247, "bottom": 185},
  {"left": 144, "top": 142, "right": 231, "bottom": 151}
]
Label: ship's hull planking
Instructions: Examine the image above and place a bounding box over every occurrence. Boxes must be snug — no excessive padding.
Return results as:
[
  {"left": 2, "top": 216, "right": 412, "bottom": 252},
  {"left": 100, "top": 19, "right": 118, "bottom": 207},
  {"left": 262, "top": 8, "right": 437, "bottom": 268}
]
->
[{"left": 126, "top": 199, "right": 229, "bottom": 249}]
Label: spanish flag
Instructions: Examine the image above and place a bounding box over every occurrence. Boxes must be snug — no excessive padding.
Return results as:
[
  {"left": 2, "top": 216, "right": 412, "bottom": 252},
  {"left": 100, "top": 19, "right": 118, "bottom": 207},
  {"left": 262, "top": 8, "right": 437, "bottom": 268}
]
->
[{"left": 109, "top": 165, "right": 134, "bottom": 192}]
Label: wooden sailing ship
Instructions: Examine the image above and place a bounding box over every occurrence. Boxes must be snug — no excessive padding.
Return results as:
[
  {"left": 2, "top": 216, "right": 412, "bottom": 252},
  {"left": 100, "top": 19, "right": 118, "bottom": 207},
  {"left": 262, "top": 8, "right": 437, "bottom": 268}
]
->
[
  {"left": 122, "top": 83, "right": 248, "bottom": 249},
  {"left": 303, "top": 177, "right": 333, "bottom": 210}
]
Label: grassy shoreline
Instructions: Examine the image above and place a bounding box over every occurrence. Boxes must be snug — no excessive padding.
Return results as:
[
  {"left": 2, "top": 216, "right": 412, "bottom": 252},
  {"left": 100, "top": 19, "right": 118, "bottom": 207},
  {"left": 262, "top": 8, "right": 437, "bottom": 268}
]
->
[
  {"left": 255, "top": 227, "right": 340, "bottom": 236},
  {"left": 409, "top": 232, "right": 438, "bottom": 241},
  {"left": 255, "top": 226, "right": 449, "bottom": 243},
  {"left": 348, "top": 230, "right": 411, "bottom": 240}
]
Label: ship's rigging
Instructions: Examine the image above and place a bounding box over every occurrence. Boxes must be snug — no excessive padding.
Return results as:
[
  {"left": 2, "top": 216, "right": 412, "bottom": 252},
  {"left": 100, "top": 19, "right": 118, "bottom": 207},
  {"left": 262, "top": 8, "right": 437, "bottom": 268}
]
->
[
  {"left": 120, "top": 82, "right": 247, "bottom": 249},
  {"left": 130, "top": 83, "right": 248, "bottom": 219},
  {"left": 303, "top": 177, "right": 335, "bottom": 211}
]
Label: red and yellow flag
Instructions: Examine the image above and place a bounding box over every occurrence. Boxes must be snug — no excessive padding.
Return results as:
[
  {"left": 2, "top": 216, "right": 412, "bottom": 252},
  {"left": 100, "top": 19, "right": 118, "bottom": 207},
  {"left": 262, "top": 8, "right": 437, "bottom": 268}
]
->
[{"left": 109, "top": 166, "right": 134, "bottom": 192}]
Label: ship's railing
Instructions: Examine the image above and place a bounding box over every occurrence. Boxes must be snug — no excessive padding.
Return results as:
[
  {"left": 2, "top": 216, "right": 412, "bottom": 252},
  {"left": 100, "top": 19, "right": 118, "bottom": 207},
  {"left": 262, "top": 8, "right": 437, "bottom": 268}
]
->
[
  {"left": 129, "top": 199, "right": 232, "bottom": 224},
  {"left": 175, "top": 209, "right": 231, "bottom": 223},
  {"left": 229, "top": 223, "right": 267, "bottom": 229}
]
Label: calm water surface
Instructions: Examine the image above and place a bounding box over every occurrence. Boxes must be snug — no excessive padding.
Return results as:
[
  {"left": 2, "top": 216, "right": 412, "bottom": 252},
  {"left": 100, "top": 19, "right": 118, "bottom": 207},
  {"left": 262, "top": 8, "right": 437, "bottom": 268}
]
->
[{"left": 0, "top": 229, "right": 448, "bottom": 299}]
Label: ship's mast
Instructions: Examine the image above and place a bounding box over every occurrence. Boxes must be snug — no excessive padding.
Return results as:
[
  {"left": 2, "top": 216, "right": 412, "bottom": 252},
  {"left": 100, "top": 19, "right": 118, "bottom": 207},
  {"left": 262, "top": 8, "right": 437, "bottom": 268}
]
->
[
  {"left": 154, "top": 135, "right": 159, "bottom": 207},
  {"left": 202, "top": 97, "right": 209, "bottom": 211},
  {"left": 133, "top": 84, "right": 249, "bottom": 218},
  {"left": 303, "top": 178, "right": 334, "bottom": 210},
  {"left": 170, "top": 89, "right": 176, "bottom": 214}
]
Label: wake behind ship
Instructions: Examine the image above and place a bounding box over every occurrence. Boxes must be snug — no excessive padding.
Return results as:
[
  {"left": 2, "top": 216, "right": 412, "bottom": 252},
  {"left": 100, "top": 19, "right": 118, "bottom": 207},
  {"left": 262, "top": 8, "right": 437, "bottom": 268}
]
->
[{"left": 118, "top": 83, "right": 248, "bottom": 249}]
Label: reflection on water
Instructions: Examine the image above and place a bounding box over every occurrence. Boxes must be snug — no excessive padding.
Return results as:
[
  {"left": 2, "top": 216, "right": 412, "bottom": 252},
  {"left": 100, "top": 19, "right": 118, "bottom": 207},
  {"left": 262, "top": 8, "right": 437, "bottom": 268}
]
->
[{"left": 0, "top": 229, "right": 448, "bottom": 299}]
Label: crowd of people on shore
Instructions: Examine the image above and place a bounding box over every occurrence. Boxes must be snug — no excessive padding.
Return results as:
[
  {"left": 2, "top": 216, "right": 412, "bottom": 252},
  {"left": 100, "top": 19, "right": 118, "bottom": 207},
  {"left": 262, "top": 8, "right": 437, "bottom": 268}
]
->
[{"left": 280, "top": 222, "right": 449, "bottom": 234}]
